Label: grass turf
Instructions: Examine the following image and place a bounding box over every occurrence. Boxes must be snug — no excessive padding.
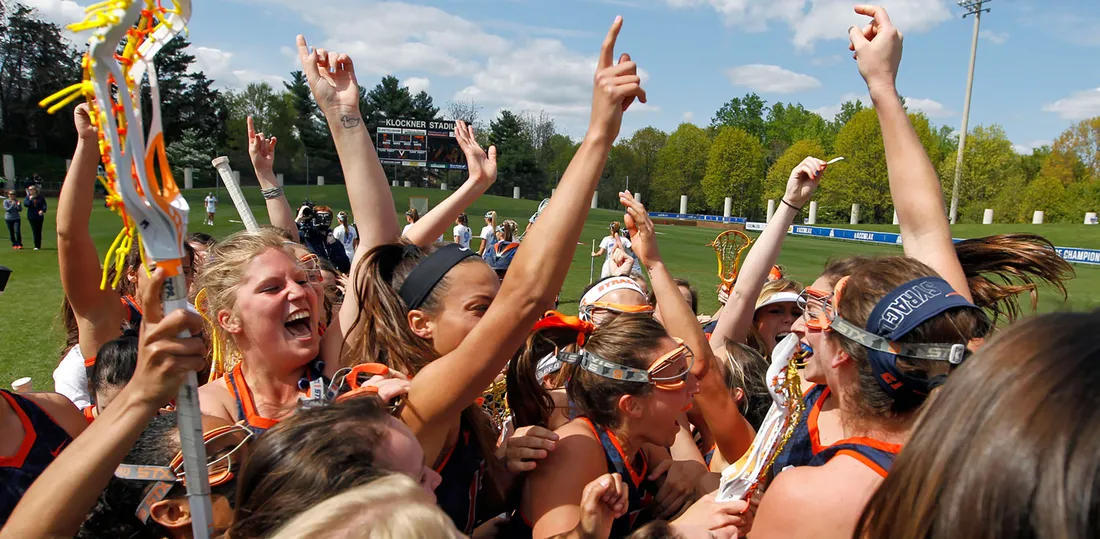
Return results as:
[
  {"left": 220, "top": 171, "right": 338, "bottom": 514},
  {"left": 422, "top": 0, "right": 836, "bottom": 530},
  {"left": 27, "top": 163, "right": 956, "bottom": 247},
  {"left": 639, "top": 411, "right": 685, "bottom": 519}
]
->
[{"left": 3, "top": 185, "right": 1098, "bottom": 391}]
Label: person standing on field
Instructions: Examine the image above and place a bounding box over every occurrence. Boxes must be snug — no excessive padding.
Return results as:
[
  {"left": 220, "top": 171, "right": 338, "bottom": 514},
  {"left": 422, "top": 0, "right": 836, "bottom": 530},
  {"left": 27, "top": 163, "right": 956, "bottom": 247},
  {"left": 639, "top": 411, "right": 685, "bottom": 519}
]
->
[
  {"left": 4, "top": 190, "right": 23, "bottom": 250},
  {"left": 24, "top": 185, "right": 47, "bottom": 251},
  {"left": 204, "top": 191, "right": 218, "bottom": 226}
]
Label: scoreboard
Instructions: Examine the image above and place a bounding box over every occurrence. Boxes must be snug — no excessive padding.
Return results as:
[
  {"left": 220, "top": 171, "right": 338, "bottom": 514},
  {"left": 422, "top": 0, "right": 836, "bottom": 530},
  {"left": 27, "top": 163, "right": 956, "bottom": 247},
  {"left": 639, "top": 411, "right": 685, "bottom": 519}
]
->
[{"left": 375, "top": 118, "right": 467, "bottom": 170}]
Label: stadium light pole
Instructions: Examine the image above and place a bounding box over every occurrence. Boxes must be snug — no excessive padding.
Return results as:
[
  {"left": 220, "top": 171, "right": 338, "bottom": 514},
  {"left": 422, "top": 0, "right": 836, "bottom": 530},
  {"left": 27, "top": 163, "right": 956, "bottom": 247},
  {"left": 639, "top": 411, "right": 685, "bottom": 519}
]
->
[{"left": 948, "top": 0, "right": 992, "bottom": 224}]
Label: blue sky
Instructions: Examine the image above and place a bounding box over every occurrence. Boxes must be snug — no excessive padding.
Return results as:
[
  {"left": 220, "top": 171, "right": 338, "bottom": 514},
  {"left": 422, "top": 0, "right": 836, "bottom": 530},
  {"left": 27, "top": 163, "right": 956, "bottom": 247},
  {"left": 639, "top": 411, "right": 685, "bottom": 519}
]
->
[{"left": 24, "top": 0, "right": 1100, "bottom": 152}]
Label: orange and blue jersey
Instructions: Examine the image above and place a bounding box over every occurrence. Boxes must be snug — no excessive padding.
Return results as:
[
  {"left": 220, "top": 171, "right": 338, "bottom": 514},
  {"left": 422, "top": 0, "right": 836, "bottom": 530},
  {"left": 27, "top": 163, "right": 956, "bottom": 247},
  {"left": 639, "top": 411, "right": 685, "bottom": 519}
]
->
[
  {"left": 506, "top": 417, "right": 658, "bottom": 538},
  {"left": 807, "top": 437, "right": 900, "bottom": 478},
  {"left": 223, "top": 360, "right": 326, "bottom": 436},
  {"left": 769, "top": 384, "right": 828, "bottom": 481},
  {"left": 0, "top": 390, "right": 73, "bottom": 525},
  {"left": 435, "top": 418, "right": 486, "bottom": 535}
]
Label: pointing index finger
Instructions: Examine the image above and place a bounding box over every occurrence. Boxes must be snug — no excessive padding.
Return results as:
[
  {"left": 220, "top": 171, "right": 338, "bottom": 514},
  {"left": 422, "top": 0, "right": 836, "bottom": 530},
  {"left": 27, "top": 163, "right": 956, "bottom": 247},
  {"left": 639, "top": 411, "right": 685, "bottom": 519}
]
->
[
  {"left": 598, "top": 16, "right": 623, "bottom": 70},
  {"left": 295, "top": 35, "right": 320, "bottom": 82},
  {"left": 247, "top": 115, "right": 255, "bottom": 140},
  {"left": 854, "top": 4, "right": 892, "bottom": 27}
]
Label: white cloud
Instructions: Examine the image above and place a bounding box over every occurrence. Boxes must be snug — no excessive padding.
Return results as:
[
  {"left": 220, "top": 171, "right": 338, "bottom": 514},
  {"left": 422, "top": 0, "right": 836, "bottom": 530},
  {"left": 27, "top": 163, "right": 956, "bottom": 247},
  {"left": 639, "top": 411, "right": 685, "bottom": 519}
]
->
[
  {"left": 905, "top": 97, "right": 954, "bottom": 118},
  {"left": 665, "top": 0, "right": 952, "bottom": 49},
  {"left": 193, "top": 47, "right": 286, "bottom": 90},
  {"left": 725, "top": 64, "right": 820, "bottom": 93},
  {"left": 402, "top": 77, "right": 431, "bottom": 96},
  {"left": 810, "top": 92, "right": 867, "bottom": 119},
  {"left": 979, "top": 30, "right": 1008, "bottom": 44},
  {"left": 1012, "top": 140, "right": 1052, "bottom": 154},
  {"left": 811, "top": 55, "right": 844, "bottom": 66},
  {"left": 683, "top": 111, "right": 695, "bottom": 122},
  {"left": 269, "top": 0, "right": 507, "bottom": 77},
  {"left": 1043, "top": 88, "right": 1100, "bottom": 120},
  {"left": 17, "top": 0, "right": 85, "bottom": 26}
]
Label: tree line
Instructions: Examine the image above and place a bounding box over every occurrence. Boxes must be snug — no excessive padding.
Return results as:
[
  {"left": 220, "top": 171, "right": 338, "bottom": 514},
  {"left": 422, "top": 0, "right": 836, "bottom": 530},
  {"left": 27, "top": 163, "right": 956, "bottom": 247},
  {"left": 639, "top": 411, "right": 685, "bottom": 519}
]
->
[{"left": 2, "top": 3, "right": 1096, "bottom": 223}]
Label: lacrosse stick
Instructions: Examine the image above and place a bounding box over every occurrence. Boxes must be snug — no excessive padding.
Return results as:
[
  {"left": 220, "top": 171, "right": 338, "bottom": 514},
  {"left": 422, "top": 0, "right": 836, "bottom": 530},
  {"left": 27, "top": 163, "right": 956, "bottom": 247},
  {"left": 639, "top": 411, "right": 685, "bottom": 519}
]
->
[
  {"left": 479, "top": 377, "right": 511, "bottom": 431},
  {"left": 40, "top": 2, "right": 214, "bottom": 536},
  {"left": 715, "top": 333, "right": 805, "bottom": 502},
  {"left": 589, "top": 239, "right": 596, "bottom": 284},
  {"left": 708, "top": 230, "right": 753, "bottom": 293},
  {"left": 518, "top": 198, "right": 551, "bottom": 242},
  {"left": 212, "top": 157, "right": 260, "bottom": 232}
]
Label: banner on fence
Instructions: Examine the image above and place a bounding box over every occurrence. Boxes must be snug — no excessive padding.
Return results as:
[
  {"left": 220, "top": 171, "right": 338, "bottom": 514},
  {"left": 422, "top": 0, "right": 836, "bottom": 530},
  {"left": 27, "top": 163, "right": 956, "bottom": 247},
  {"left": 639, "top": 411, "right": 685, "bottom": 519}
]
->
[
  {"left": 737, "top": 221, "right": 1100, "bottom": 266},
  {"left": 648, "top": 212, "right": 747, "bottom": 224}
]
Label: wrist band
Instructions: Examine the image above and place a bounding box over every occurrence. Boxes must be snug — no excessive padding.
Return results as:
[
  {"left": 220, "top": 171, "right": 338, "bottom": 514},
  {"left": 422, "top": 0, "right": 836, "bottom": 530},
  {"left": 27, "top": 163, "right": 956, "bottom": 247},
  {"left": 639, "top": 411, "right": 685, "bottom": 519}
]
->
[
  {"left": 261, "top": 187, "right": 283, "bottom": 200},
  {"left": 782, "top": 199, "right": 802, "bottom": 212}
]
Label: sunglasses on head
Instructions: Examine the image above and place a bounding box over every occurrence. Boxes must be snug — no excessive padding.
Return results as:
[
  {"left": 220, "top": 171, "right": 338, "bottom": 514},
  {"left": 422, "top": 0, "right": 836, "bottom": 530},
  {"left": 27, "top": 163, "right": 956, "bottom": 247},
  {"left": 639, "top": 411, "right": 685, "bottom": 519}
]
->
[
  {"left": 115, "top": 424, "right": 253, "bottom": 523},
  {"left": 298, "top": 253, "right": 325, "bottom": 284},
  {"left": 558, "top": 337, "right": 694, "bottom": 392}
]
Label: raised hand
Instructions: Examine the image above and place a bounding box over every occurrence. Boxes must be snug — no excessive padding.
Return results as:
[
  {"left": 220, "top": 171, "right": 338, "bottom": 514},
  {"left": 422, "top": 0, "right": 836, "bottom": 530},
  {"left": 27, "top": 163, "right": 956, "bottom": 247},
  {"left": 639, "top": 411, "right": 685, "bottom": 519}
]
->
[
  {"left": 74, "top": 103, "right": 97, "bottom": 142},
  {"left": 247, "top": 116, "right": 278, "bottom": 176},
  {"left": 673, "top": 493, "right": 753, "bottom": 539},
  {"left": 576, "top": 473, "right": 628, "bottom": 538},
  {"left": 499, "top": 425, "right": 559, "bottom": 473},
  {"left": 620, "top": 190, "right": 660, "bottom": 266},
  {"left": 588, "top": 17, "right": 647, "bottom": 144},
  {"left": 455, "top": 120, "right": 498, "bottom": 188},
  {"left": 848, "top": 5, "right": 903, "bottom": 91},
  {"left": 784, "top": 156, "right": 827, "bottom": 209},
  {"left": 133, "top": 267, "right": 207, "bottom": 407},
  {"left": 296, "top": 35, "right": 362, "bottom": 120}
]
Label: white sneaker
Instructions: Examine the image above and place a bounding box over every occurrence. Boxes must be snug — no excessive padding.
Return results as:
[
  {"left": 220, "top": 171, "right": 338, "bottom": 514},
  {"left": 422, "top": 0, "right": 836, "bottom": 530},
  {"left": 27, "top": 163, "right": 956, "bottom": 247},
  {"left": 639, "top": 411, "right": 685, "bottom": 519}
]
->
[{"left": 34, "top": 248, "right": 39, "bottom": 251}]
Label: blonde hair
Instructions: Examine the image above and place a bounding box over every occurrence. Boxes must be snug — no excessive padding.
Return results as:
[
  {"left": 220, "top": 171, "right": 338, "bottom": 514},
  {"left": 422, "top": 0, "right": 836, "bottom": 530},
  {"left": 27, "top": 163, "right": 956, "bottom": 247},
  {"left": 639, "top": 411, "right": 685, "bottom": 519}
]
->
[
  {"left": 267, "top": 475, "right": 461, "bottom": 539},
  {"left": 195, "top": 228, "right": 301, "bottom": 379},
  {"left": 747, "top": 278, "right": 804, "bottom": 357}
]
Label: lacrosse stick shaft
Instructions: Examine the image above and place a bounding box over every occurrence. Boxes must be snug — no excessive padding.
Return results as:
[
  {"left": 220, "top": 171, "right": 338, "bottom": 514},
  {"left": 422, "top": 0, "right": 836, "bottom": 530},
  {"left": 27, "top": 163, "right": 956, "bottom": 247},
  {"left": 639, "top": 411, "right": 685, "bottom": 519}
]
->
[
  {"left": 589, "top": 239, "right": 595, "bottom": 284},
  {"left": 212, "top": 157, "right": 259, "bottom": 232}
]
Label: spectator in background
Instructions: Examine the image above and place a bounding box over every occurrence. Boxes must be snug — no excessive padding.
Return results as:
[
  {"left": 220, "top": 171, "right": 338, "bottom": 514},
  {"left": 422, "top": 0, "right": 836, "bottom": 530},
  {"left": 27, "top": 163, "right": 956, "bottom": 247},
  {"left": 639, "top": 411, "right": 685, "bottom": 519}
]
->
[
  {"left": 4, "top": 190, "right": 23, "bottom": 250},
  {"left": 24, "top": 185, "right": 47, "bottom": 251},
  {"left": 478, "top": 210, "right": 496, "bottom": 256},
  {"left": 204, "top": 191, "right": 218, "bottom": 226},
  {"left": 332, "top": 211, "right": 357, "bottom": 261},
  {"left": 453, "top": 212, "right": 472, "bottom": 249}
]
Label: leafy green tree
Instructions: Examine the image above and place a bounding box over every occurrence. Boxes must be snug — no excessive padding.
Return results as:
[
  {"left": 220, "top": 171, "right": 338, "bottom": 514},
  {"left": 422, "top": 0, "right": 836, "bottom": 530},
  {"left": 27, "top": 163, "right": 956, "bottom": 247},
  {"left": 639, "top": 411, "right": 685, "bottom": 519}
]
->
[
  {"left": 1019, "top": 174, "right": 1070, "bottom": 222},
  {"left": 1043, "top": 117, "right": 1099, "bottom": 185},
  {"left": 764, "top": 103, "right": 831, "bottom": 162},
  {"left": 362, "top": 75, "right": 414, "bottom": 128},
  {"left": 166, "top": 128, "right": 217, "bottom": 185},
  {"left": 410, "top": 90, "right": 440, "bottom": 122},
  {"left": 936, "top": 125, "right": 1022, "bottom": 222},
  {"left": 545, "top": 133, "right": 578, "bottom": 185},
  {"left": 624, "top": 127, "right": 668, "bottom": 205},
  {"left": 826, "top": 108, "right": 887, "bottom": 221},
  {"left": 489, "top": 110, "right": 543, "bottom": 197},
  {"left": 711, "top": 93, "right": 767, "bottom": 142},
  {"left": 285, "top": 70, "right": 337, "bottom": 184},
  {"left": 652, "top": 123, "right": 711, "bottom": 212},
  {"left": 702, "top": 126, "right": 766, "bottom": 217},
  {"left": 764, "top": 139, "right": 826, "bottom": 202}
]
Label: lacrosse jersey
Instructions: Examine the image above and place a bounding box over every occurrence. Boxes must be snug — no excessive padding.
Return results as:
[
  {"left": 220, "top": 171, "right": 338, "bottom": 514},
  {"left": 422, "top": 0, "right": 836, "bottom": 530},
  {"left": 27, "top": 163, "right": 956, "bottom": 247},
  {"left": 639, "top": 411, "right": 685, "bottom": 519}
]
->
[{"left": 0, "top": 390, "right": 73, "bottom": 526}]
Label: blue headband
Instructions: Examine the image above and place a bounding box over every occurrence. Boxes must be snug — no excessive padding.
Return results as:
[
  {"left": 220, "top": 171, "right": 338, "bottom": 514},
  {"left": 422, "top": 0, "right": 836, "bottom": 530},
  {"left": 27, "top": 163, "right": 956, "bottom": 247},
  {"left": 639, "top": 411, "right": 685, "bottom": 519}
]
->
[{"left": 831, "top": 277, "right": 980, "bottom": 399}]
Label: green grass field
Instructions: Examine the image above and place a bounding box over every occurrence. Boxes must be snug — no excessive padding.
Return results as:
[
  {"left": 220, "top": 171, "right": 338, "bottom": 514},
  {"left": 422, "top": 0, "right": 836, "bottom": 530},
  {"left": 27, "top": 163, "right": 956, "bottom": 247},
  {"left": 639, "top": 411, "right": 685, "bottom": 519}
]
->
[{"left": 3, "top": 186, "right": 1098, "bottom": 391}]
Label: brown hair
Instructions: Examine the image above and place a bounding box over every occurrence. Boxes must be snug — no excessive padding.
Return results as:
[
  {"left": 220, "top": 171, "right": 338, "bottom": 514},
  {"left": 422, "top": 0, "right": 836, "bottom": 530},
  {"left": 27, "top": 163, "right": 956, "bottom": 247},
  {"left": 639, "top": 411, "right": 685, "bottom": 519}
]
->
[
  {"left": 506, "top": 327, "right": 580, "bottom": 429},
  {"left": 648, "top": 278, "right": 698, "bottom": 315},
  {"left": 343, "top": 240, "right": 504, "bottom": 497},
  {"left": 831, "top": 257, "right": 989, "bottom": 423},
  {"left": 499, "top": 220, "right": 518, "bottom": 242},
  {"left": 855, "top": 311, "right": 1100, "bottom": 539},
  {"left": 405, "top": 207, "right": 420, "bottom": 222},
  {"left": 953, "top": 233, "right": 1074, "bottom": 326},
  {"left": 228, "top": 397, "right": 392, "bottom": 538},
  {"left": 722, "top": 341, "right": 771, "bottom": 430},
  {"left": 514, "top": 314, "right": 671, "bottom": 430}
]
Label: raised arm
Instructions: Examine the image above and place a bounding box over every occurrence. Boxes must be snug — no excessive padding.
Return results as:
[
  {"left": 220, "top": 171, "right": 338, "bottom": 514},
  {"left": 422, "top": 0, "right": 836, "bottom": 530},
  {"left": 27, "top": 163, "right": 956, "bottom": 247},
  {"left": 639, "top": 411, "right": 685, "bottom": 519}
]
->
[
  {"left": 248, "top": 115, "right": 299, "bottom": 242},
  {"left": 295, "top": 37, "right": 403, "bottom": 368},
  {"left": 404, "top": 17, "right": 647, "bottom": 453},
  {"left": 403, "top": 121, "right": 497, "bottom": 246},
  {"left": 850, "top": 5, "right": 971, "bottom": 300},
  {"left": 57, "top": 104, "right": 123, "bottom": 358},
  {"left": 0, "top": 269, "right": 206, "bottom": 539},
  {"left": 620, "top": 191, "right": 754, "bottom": 463},
  {"left": 708, "top": 157, "right": 824, "bottom": 358}
]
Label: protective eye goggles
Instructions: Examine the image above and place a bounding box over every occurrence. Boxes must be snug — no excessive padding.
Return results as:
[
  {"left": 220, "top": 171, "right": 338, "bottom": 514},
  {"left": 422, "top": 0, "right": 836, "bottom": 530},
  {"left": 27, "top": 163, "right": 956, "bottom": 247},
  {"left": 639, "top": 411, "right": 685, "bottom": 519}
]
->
[
  {"left": 298, "top": 253, "right": 325, "bottom": 284},
  {"left": 322, "top": 363, "right": 406, "bottom": 415},
  {"left": 115, "top": 424, "right": 253, "bottom": 523},
  {"left": 558, "top": 337, "right": 694, "bottom": 391},
  {"left": 797, "top": 285, "right": 840, "bottom": 332},
  {"left": 581, "top": 302, "right": 656, "bottom": 320}
]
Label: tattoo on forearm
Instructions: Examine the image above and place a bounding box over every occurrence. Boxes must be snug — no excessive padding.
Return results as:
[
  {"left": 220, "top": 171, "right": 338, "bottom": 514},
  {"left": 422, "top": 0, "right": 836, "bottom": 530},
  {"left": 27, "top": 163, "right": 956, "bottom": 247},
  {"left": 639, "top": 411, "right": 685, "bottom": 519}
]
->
[{"left": 341, "top": 115, "right": 361, "bottom": 129}]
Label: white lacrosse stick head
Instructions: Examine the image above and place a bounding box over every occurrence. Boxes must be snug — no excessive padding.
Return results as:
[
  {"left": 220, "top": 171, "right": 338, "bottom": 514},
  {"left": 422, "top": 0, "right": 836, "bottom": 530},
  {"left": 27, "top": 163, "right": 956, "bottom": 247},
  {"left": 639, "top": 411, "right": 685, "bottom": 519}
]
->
[{"left": 767, "top": 333, "right": 801, "bottom": 409}]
